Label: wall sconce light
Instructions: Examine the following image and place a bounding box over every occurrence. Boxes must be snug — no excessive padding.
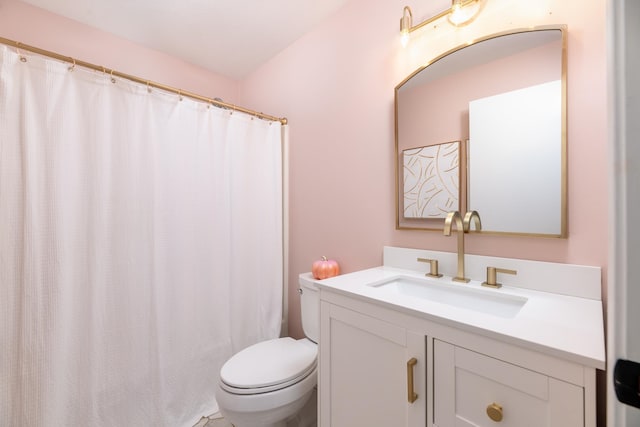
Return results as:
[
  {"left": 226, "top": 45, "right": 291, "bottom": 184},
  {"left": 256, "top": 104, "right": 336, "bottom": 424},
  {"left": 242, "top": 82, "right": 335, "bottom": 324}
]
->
[{"left": 400, "top": 0, "right": 482, "bottom": 47}]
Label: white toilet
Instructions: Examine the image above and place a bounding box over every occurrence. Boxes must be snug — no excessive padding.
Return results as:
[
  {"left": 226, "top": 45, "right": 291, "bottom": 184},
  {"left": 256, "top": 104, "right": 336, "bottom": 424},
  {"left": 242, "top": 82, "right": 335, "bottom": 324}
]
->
[{"left": 215, "top": 273, "right": 319, "bottom": 427}]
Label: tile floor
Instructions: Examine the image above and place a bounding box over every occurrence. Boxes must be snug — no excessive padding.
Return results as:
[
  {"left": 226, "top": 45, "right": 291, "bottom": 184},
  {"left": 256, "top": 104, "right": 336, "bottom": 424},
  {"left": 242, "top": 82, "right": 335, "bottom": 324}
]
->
[
  {"left": 193, "top": 389, "right": 317, "bottom": 427},
  {"left": 193, "top": 413, "right": 233, "bottom": 427}
]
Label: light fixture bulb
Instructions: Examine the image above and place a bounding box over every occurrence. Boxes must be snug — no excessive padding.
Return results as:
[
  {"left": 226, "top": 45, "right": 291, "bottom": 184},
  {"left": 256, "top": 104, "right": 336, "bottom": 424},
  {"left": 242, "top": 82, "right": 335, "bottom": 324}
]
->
[
  {"left": 448, "top": 0, "right": 480, "bottom": 26},
  {"left": 400, "top": 30, "right": 410, "bottom": 48}
]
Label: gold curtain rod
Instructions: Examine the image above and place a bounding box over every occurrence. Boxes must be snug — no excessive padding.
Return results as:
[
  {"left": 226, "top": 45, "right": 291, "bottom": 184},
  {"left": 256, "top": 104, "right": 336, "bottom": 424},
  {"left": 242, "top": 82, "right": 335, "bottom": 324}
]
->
[{"left": 0, "top": 36, "right": 288, "bottom": 125}]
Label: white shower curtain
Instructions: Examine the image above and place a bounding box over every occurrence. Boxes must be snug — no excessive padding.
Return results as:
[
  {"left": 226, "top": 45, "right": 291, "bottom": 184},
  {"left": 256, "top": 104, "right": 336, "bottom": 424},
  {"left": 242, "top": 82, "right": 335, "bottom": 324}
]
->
[{"left": 0, "top": 45, "right": 283, "bottom": 426}]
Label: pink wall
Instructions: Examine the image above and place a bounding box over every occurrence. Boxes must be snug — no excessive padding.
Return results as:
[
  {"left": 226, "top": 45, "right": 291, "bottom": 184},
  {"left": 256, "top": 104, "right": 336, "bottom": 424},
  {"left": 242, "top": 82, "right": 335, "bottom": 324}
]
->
[
  {"left": 0, "top": 0, "right": 238, "bottom": 103},
  {"left": 1, "top": 0, "right": 608, "bottom": 352},
  {"left": 239, "top": 0, "right": 608, "bottom": 340}
]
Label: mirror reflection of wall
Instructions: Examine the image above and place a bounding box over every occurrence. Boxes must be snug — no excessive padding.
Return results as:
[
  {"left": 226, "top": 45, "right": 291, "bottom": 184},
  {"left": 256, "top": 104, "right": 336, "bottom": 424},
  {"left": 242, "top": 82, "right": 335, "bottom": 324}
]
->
[
  {"left": 469, "top": 81, "right": 562, "bottom": 235},
  {"left": 395, "top": 27, "right": 566, "bottom": 236}
]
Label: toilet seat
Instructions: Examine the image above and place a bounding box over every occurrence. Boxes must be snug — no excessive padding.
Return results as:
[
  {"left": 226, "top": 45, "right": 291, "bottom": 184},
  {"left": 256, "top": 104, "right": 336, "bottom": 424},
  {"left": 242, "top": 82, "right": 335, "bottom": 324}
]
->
[{"left": 220, "top": 337, "right": 317, "bottom": 395}]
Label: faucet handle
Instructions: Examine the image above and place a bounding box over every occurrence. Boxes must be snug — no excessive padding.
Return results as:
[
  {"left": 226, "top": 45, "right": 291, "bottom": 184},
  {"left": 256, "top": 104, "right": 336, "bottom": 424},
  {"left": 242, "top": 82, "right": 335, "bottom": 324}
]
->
[
  {"left": 482, "top": 267, "right": 517, "bottom": 289},
  {"left": 417, "top": 257, "right": 443, "bottom": 278}
]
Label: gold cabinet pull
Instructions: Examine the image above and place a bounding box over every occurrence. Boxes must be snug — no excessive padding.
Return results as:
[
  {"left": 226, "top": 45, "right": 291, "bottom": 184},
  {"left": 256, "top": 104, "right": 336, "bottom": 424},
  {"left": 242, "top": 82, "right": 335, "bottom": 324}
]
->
[
  {"left": 406, "top": 357, "right": 418, "bottom": 403},
  {"left": 486, "top": 402, "right": 503, "bottom": 422}
]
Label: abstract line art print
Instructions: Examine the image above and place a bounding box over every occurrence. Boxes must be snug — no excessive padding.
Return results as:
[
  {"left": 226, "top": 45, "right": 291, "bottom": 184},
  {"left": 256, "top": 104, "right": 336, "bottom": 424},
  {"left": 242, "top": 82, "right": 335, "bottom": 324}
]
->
[{"left": 403, "top": 141, "right": 460, "bottom": 218}]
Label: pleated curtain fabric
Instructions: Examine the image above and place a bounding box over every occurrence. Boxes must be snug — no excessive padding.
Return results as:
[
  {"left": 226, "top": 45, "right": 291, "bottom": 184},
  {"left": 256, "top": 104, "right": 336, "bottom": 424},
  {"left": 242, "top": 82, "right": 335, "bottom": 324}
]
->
[{"left": 0, "top": 45, "right": 283, "bottom": 426}]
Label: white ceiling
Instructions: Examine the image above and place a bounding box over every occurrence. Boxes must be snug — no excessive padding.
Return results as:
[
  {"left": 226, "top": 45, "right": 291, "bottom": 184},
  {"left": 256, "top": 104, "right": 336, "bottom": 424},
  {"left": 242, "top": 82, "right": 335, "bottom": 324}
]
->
[{"left": 21, "top": 0, "right": 349, "bottom": 79}]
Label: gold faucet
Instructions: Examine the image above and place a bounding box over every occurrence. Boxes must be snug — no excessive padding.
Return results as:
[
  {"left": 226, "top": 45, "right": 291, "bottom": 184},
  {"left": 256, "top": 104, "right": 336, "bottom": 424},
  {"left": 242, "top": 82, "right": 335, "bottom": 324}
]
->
[
  {"left": 443, "top": 210, "right": 482, "bottom": 283},
  {"left": 444, "top": 211, "right": 466, "bottom": 282},
  {"left": 463, "top": 210, "right": 482, "bottom": 232}
]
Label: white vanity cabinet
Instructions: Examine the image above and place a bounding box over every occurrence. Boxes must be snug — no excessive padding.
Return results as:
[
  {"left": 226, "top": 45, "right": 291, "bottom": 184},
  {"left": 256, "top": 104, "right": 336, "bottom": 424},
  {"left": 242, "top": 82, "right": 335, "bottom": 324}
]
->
[
  {"left": 319, "top": 299, "right": 426, "bottom": 427},
  {"left": 315, "top": 247, "right": 604, "bottom": 427},
  {"left": 433, "top": 340, "right": 585, "bottom": 427},
  {"left": 319, "top": 294, "right": 596, "bottom": 427}
]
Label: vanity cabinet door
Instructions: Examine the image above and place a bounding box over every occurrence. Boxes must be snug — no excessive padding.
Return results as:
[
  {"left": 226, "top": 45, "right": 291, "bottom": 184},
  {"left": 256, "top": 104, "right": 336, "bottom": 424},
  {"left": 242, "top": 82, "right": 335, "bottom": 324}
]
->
[
  {"left": 319, "top": 302, "right": 426, "bottom": 427},
  {"left": 433, "top": 340, "right": 583, "bottom": 427}
]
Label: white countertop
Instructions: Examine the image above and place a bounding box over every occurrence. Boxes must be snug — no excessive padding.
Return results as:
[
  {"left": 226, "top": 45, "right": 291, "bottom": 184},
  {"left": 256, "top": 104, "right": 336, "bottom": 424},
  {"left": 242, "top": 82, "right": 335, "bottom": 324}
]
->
[{"left": 315, "top": 265, "right": 606, "bottom": 370}]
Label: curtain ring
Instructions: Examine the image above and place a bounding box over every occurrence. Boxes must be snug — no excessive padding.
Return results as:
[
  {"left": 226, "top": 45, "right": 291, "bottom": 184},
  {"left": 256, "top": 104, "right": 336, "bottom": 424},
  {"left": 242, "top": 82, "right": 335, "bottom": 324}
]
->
[
  {"left": 178, "top": 90, "right": 183, "bottom": 101},
  {"left": 110, "top": 69, "right": 116, "bottom": 84},
  {"left": 146, "top": 81, "right": 151, "bottom": 93},
  {"left": 68, "top": 58, "right": 76, "bottom": 72},
  {"left": 16, "top": 43, "right": 27, "bottom": 62}
]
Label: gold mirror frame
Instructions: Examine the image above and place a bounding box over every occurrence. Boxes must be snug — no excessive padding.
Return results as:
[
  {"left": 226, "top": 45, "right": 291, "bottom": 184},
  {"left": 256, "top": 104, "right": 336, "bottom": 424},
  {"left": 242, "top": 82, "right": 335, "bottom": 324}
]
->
[{"left": 394, "top": 25, "right": 567, "bottom": 237}]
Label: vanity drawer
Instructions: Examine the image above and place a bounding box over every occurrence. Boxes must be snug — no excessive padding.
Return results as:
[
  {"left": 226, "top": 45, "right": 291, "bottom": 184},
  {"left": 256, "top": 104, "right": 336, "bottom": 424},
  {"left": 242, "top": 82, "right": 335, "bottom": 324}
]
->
[{"left": 433, "top": 340, "right": 583, "bottom": 427}]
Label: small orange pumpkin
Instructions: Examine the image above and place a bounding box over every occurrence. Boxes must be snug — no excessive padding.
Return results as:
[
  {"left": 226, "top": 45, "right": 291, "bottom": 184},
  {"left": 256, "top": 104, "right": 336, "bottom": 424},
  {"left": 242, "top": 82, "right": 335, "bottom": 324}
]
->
[{"left": 312, "top": 256, "right": 340, "bottom": 280}]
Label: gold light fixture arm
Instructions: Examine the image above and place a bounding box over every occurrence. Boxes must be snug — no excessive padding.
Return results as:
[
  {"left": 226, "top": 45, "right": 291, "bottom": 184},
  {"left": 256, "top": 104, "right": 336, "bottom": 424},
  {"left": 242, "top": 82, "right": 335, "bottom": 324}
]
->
[
  {"left": 400, "top": 6, "right": 413, "bottom": 31},
  {"left": 400, "top": 0, "right": 481, "bottom": 38}
]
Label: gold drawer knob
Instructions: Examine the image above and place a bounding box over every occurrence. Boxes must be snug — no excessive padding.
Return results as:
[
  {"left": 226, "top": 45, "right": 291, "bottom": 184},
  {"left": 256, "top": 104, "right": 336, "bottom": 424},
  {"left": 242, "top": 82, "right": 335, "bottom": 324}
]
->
[{"left": 486, "top": 402, "right": 503, "bottom": 422}]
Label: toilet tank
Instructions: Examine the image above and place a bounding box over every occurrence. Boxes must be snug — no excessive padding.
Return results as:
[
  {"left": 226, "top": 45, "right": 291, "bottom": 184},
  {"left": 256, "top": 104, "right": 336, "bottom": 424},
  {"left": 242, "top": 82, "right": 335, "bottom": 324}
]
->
[{"left": 298, "top": 273, "right": 319, "bottom": 343}]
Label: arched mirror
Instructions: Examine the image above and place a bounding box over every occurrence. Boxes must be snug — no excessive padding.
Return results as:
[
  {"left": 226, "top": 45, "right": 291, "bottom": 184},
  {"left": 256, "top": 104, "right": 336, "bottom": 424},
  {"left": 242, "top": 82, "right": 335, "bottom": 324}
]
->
[{"left": 395, "top": 26, "right": 567, "bottom": 237}]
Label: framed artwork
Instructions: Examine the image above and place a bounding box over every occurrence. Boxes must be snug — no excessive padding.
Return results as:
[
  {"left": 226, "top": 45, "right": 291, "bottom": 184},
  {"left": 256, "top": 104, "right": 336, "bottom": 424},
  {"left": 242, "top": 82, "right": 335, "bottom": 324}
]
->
[{"left": 403, "top": 141, "right": 460, "bottom": 219}]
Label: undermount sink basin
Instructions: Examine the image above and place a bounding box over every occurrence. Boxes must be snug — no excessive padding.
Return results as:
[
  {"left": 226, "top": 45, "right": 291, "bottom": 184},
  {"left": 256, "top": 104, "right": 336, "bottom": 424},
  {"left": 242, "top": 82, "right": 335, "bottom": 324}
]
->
[{"left": 367, "top": 275, "right": 527, "bottom": 318}]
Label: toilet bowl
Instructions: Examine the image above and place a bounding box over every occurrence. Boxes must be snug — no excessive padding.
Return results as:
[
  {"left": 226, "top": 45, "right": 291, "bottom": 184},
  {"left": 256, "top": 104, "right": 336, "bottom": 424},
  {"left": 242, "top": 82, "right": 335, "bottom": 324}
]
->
[{"left": 216, "top": 274, "right": 319, "bottom": 427}]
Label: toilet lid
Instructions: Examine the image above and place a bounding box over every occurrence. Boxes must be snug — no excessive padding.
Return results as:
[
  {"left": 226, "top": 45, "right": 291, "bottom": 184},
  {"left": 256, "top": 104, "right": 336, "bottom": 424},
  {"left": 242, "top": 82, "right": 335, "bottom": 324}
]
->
[{"left": 220, "top": 337, "right": 317, "bottom": 390}]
